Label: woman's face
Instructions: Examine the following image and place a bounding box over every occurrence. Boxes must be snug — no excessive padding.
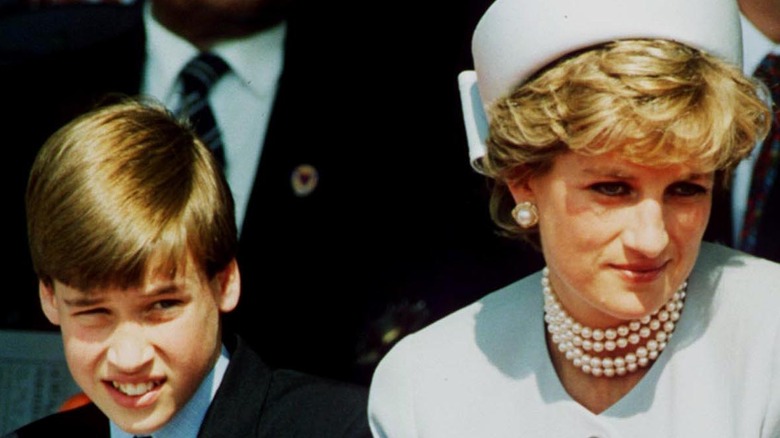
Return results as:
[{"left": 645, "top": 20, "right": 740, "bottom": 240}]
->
[{"left": 509, "top": 151, "right": 713, "bottom": 327}]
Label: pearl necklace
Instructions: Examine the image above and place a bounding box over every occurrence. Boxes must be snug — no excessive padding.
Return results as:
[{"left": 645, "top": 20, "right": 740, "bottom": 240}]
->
[{"left": 542, "top": 267, "right": 686, "bottom": 377}]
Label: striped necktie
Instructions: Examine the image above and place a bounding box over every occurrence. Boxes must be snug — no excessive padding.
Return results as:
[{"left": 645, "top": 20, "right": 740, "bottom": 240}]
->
[
  {"left": 741, "top": 53, "right": 780, "bottom": 253},
  {"left": 178, "top": 52, "right": 230, "bottom": 167}
]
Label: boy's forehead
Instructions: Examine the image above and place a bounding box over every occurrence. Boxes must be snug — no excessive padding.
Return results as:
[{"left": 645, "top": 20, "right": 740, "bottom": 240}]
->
[
  {"left": 133, "top": 249, "right": 204, "bottom": 290},
  {"left": 56, "top": 277, "right": 182, "bottom": 301},
  {"left": 55, "top": 255, "right": 200, "bottom": 298}
]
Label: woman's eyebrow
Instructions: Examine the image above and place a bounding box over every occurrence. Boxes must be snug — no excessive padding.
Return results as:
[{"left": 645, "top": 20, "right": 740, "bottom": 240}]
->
[
  {"left": 581, "top": 167, "right": 635, "bottom": 179},
  {"left": 682, "top": 172, "right": 713, "bottom": 182},
  {"left": 580, "top": 168, "right": 712, "bottom": 182}
]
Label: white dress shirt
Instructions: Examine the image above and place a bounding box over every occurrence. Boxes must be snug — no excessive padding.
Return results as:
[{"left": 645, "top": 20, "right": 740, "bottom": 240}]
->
[{"left": 141, "top": 3, "right": 286, "bottom": 233}]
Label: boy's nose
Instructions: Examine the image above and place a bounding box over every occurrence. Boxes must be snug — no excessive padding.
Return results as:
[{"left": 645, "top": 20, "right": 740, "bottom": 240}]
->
[{"left": 106, "top": 324, "right": 154, "bottom": 372}]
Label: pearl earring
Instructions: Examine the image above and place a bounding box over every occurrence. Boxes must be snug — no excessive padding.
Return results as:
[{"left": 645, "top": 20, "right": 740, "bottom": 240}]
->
[{"left": 511, "top": 201, "right": 538, "bottom": 228}]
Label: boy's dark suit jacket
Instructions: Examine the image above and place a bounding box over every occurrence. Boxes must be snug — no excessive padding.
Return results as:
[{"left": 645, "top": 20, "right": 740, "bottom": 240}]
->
[
  {"left": 0, "top": 0, "right": 541, "bottom": 383},
  {"left": 5, "top": 336, "right": 370, "bottom": 438}
]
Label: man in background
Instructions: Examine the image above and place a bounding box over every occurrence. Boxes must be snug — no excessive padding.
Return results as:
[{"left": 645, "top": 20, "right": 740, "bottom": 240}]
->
[
  {"left": 1, "top": 0, "right": 541, "bottom": 383},
  {"left": 706, "top": 0, "right": 780, "bottom": 262}
]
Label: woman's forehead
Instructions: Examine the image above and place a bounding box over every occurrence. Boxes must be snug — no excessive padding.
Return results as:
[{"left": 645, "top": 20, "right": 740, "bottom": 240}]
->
[
  {"left": 551, "top": 150, "right": 715, "bottom": 177},
  {"left": 564, "top": 142, "right": 720, "bottom": 172}
]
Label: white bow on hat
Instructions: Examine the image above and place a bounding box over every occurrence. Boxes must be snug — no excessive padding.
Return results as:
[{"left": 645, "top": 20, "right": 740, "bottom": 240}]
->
[{"left": 459, "top": 0, "right": 742, "bottom": 171}]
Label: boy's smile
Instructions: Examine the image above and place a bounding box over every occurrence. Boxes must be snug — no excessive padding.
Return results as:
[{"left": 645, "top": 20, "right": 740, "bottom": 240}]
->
[
  {"left": 106, "top": 379, "right": 165, "bottom": 408},
  {"left": 111, "top": 380, "right": 163, "bottom": 397},
  {"left": 40, "top": 254, "right": 240, "bottom": 435}
]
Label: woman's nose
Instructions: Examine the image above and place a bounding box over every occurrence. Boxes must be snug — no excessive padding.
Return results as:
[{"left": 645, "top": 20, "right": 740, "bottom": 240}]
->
[
  {"left": 106, "top": 323, "right": 154, "bottom": 372},
  {"left": 621, "top": 198, "right": 670, "bottom": 257}
]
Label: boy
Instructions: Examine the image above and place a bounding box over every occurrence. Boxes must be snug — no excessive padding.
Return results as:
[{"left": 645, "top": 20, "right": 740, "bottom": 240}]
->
[{"left": 7, "top": 101, "right": 370, "bottom": 437}]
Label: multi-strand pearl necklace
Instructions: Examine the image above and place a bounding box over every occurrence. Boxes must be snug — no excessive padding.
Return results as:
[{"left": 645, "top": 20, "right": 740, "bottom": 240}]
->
[{"left": 542, "top": 267, "right": 686, "bottom": 377}]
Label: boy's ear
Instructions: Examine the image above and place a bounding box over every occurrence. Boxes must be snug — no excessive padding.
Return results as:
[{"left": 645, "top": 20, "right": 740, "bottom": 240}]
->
[
  {"left": 214, "top": 259, "right": 240, "bottom": 313},
  {"left": 39, "top": 281, "right": 61, "bottom": 326}
]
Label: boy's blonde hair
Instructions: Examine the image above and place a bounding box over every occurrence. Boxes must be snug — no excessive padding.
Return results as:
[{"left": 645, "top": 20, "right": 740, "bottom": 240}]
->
[{"left": 27, "top": 100, "right": 237, "bottom": 290}]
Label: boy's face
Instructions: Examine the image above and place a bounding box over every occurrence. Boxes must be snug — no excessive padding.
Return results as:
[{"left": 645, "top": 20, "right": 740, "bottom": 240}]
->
[{"left": 39, "top": 254, "right": 240, "bottom": 435}]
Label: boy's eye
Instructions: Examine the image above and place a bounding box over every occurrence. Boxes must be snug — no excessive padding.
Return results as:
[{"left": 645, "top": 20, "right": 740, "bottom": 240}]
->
[
  {"left": 152, "top": 300, "right": 182, "bottom": 311},
  {"left": 72, "top": 308, "right": 111, "bottom": 326},
  {"left": 74, "top": 307, "right": 109, "bottom": 317},
  {"left": 589, "top": 182, "right": 631, "bottom": 196},
  {"left": 668, "top": 182, "right": 709, "bottom": 197}
]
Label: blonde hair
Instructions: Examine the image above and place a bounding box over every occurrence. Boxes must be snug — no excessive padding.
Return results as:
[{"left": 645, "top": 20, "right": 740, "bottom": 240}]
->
[
  {"left": 26, "top": 100, "right": 237, "bottom": 290},
  {"left": 481, "top": 39, "right": 771, "bottom": 238}
]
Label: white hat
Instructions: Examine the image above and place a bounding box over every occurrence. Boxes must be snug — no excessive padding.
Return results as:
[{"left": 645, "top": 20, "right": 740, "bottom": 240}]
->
[{"left": 459, "top": 0, "right": 742, "bottom": 170}]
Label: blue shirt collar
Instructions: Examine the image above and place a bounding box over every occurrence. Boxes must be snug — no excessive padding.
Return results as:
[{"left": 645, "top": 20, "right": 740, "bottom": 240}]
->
[{"left": 110, "top": 344, "right": 230, "bottom": 438}]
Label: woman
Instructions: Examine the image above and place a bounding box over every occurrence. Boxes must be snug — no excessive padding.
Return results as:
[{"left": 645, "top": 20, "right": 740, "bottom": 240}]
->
[{"left": 368, "top": 0, "right": 780, "bottom": 436}]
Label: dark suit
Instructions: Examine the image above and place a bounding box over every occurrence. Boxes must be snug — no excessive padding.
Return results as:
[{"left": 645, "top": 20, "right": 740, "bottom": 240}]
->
[
  {"left": 5, "top": 336, "right": 370, "bottom": 438},
  {"left": 704, "top": 87, "right": 780, "bottom": 263},
  {"left": 749, "top": 189, "right": 780, "bottom": 262},
  {"left": 705, "top": 176, "right": 780, "bottom": 263},
  {"left": 0, "top": 0, "right": 542, "bottom": 383}
]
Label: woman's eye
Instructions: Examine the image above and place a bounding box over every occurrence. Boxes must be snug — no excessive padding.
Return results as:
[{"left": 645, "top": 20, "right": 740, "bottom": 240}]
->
[
  {"left": 590, "top": 182, "right": 631, "bottom": 196},
  {"left": 668, "top": 182, "right": 709, "bottom": 197}
]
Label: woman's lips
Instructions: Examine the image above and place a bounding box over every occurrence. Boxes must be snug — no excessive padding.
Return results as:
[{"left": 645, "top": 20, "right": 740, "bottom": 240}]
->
[{"left": 610, "top": 261, "right": 669, "bottom": 282}]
